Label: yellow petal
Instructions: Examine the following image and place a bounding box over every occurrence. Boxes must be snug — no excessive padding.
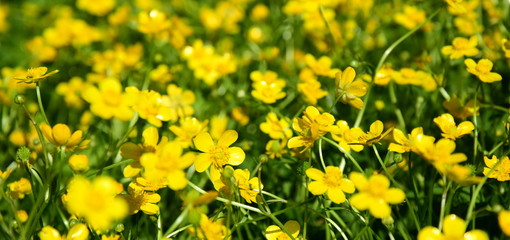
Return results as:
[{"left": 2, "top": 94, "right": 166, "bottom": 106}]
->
[
  {"left": 327, "top": 188, "right": 346, "bottom": 204},
  {"left": 194, "top": 153, "right": 211, "bottom": 172},
  {"left": 123, "top": 164, "right": 142, "bottom": 178},
  {"left": 456, "top": 121, "right": 474, "bottom": 137},
  {"left": 340, "top": 178, "right": 355, "bottom": 193},
  {"left": 143, "top": 127, "right": 159, "bottom": 147},
  {"left": 287, "top": 136, "right": 307, "bottom": 149},
  {"left": 442, "top": 214, "right": 466, "bottom": 237},
  {"left": 498, "top": 210, "right": 510, "bottom": 236},
  {"left": 284, "top": 220, "right": 300, "bottom": 237},
  {"left": 308, "top": 181, "right": 327, "bottom": 195},
  {"left": 480, "top": 72, "right": 502, "bottom": 83},
  {"left": 265, "top": 225, "right": 282, "bottom": 240},
  {"left": 228, "top": 147, "right": 245, "bottom": 166},
  {"left": 340, "top": 67, "right": 356, "bottom": 87},
  {"left": 67, "top": 223, "right": 89, "bottom": 240},
  {"left": 350, "top": 192, "right": 371, "bottom": 211},
  {"left": 193, "top": 132, "right": 214, "bottom": 152},
  {"left": 166, "top": 171, "right": 188, "bottom": 190},
  {"left": 218, "top": 130, "right": 238, "bottom": 147},
  {"left": 348, "top": 81, "right": 368, "bottom": 97},
  {"left": 141, "top": 203, "right": 159, "bottom": 215},
  {"left": 306, "top": 168, "right": 324, "bottom": 181},
  {"left": 464, "top": 230, "right": 489, "bottom": 240},
  {"left": 417, "top": 226, "right": 443, "bottom": 240},
  {"left": 40, "top": 123, "right": 55, "bottom": 143},
  {"left": 349, "top": 172, "right": 368, "bottom": 191},
  {"left": 369, "top": 199, "right": 391, "bottom": 218},
  {"left": 369, "top": 120, "right": 384, "bottom": 136},
  {"left": 120, "top": 143, "right": 143, "bottom": 160},
  {"left": 348, "top": 97, "right": 364, "bottom": 110},
  {"left": 67, "top": 130, "right": 83, "bottom": 148},
  {"left": 145, "top": 192, "right": 161, "bottom": 203},
  {"left": 52, "top": 124, "right": 71, "bottom": 146},
  {"left": 384, "top": 188, "right": 405, "bottom": 204},
  {"left": 39, "top": 226, "right": 62, "bottom": 240},
  {"left": 464, "top": 58, "right": 477, "bottom": 70}
]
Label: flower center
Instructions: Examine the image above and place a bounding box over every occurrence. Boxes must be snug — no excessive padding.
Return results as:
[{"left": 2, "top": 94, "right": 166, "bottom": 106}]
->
[
  {"left": 322, "top": 171, "right": 342, "bottom": 188},
  {"left": 210, "top": 146, "right": 229, "bottom": 169}
]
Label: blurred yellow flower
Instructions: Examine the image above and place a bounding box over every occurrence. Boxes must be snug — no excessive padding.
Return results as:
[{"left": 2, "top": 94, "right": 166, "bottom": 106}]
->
[
  {"left": 140, "top": 141, "right": 194, "bottom": 190},
  {"left": 250, "top": 70, "right": 286, "bottom": 104},
  {"left": 259, "top": 112, "right": 292, "bottom": 140},
  {"left": 162, "top": 84, "right": 195, "bottom": 122},
  {"left": 231, "top": 107, "right": 249, "bottom": 126},
  {"left": 483, "top": 155, "right": 510, "bottom": 181},
  {"left": 502, "top": 39, "right": 510, "bottom": 58},
  {"left": 443, "top": 96, "right": 478, "bottom": 120},
  {"left": 250, "top": 4, "right": 269, "bottom": 22},
  {"left": 64, "top": 176, "right": 128, "bottom": 232},
  {"left": 306, "top": 166, "right": 355, "bottom": 204},
  {"left": 265, "top": 220, "right": 301, "bottom": 240},
  {"left": 464, "top": 58, "right": 502, "bottom": 83},
  {"left": 193, "top": 130, "right": 245, "bottom": 181},
  {"left": 415, "top": 138, "right": 467, "bottom": 166},
  {"left": 499, "top": 210, "right": 510, "bottom": 236},
  {"left": 137, "top": 10, "right": 171, "bottom": 35},
  {"left": 388, "top": 127, "right": 432, "bottom": 154},
  {"left": 68, "top": 154, "right": 89, "bottom": 173},
  {"left": 16, "top": 210, "right": 28, "bottom": 223},
  {"left": 188, "top": 214, "right": 229, "bottom": 240},
  {"left": 123, "top": 182, "right": 161, "bottom": 215},
  {"left": 56, "top": 77, "right": 87, "bottom": 109},
  {"left": 121, "top": 127, "right": 168, "bottom": 178},
  {"left": 304, "top": 54, "right": 337, "bottom": 77},
  {"left": 169, "top": 117, "right": 209, "bottom": 148},
  {"left": 15, "top": 67, "right": 58, "bottom": 84},
  {"left": 8, "top": 178, "right": 32, "bottom": 199},
  {"left": 394, "top": 5, "right": 430, "bottom": 30},
  {"left": 335, "top": 67, "right": 368, "bottom": 110},
  {"left": 441, "top": 36, "right": 479, "bottom": 60},
  {"left": 418, "top": 214, "right": 488, "bottom": 240},
  {"left": 41, "top": 123, "right": 86, "bottom": 151},
  {"left": 126, "top": 87, "right": 172, "bottom": 127},
  {"left": 349, "top": 172, "right": 405, "bottom": 219},
  {"left": 265, "top": 140, "right": 288, "bottom": 159},
  {"left": 0, "top": 5, "right": 8, "bottom": 33},
  {"left": 77, "top": 0, "right": 115, "bottom": 16},
  {"left": 345, "top": 120, "right": 391, "bottom": 147},
  {"left": 391, "top": 68, "right": 437, "bottom": 91},
  {"left": 82, "top": 78, "right": 135, "bottom": 121},
  {"left": 39, "top": 223, "right": 89, "bottom": 240},
  {"left": 433, "top": 113, "right": 474, "bottom": 140},
  {"left": 288, "top": 106, "right": 336, "bottom": 152}
]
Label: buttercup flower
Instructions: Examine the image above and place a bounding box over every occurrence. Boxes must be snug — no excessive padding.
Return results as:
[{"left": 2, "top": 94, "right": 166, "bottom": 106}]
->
[
  {"left": 82, "top": 78, "right": 135, "bottom": 121},
  {"left": 418, "top": 214, "right": 488, "bottom": 240},
  {"left": 126, "top": 87, "right": 172, "bottom": 127},
  {"left": 40, "top": 123, "right": 86, "bottom": 151},
  {"left": 349, "top": 172, "right": 405, "bottom": 219},
  {"left": 8, "top": 178, "right": 32, "bottom": 199},
  {"left": 215, "top": 167, "right": 262, "bottom": 203},
  {"left": 499, "top": 210, "right": 510, "bottom": 236},
  {"left": 169, "top": 117, "right": 209, "bottom": 148},
  {"left": 15, "top": 67, "right": 58, "bottom": 84},
  {"left": 433, "top": 113, "right": 474, "bottom": 140},
  {"left": 121, "top": 127, "right": 168, "bottom": 178},
  {"left": 464, "top": 58, "right": 502, "bottom": 83},
  {"left": 335, "top": 67, "right": 368, "bottom": 110},
  {"left": 39, "top": 223, "right": 89, "bottom": 240},
  {"left": 259, "top": 112, "right": 292, "bottom": 140},
  {"left": 288, "top": 106, "right": 336, "bottom": 152},
  {"left": 441, "top": 36, "right": 479, "bottom": 59},
  {"left": 306, "top": 166, "right": 355, "bottom": 204},
  {"left": 345, "top": 120, "right": 392, "bottom": 147},
  {"left": 193, "top": 130, "right": 245, "bottom": 181},
  {"left": 250, "top": 70, "right": 286, "bottom": 104},
  {"left": 123, "top": 182, "right": 161, "bottom": 215},
  {"left": 388, "top": 127, "right": 432, "bottom": 153},
  {"left": 502, "top": 38, "right": 510, "bottom": 58},
  {"left": 331, "top": 120, "right": 363, "bottom": 152},
  {"left": 188, "top": 214, "right": 228, "bottom": 240},
  {"left": 68, "top": 154, "right": 89, "bottom": 173},
  {"left": 483, "top": 155, "right": 510, "bottom": 181},
  {"left": 64, "top": 176, "right": 128, "bottom": 232},
  {"left": 162, "top": 84, "right": 195, "bottom": 122},
  {"left": 265, "top": 220, "right": 301, "bottom": 240}
]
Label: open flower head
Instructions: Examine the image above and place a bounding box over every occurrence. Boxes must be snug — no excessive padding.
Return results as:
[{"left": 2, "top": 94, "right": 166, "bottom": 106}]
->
[
  {"left": 349, "top": 172, "right": 405, "bottom": 219},
  {"left": 483, "top": 155, "right": 510, "bottom": 181},
  {"left": 259, "top": 112, "right": 292, "bottom": 140},
  {"left": 41, "top": 123, "right": 86, "bottom": 151},
  {"left": 288, "top": 106, "right": 336, "bottom": 152},
  {"left": 345, "top": 120, "right": 392, "bottom": 147},
  {"left": 8, "top": 177, "right": 32, "bottom": 199},
  {"left": 418, "top": 214, "right": 488, "bottom": 240},
  {"left": 15, "top": 67, "right": 59, "bottom": 84},
  {"left": 265, "top": 220, "right": 302, "bottom": 240},
  {"left": 464, "top": 58, "right": 502, "bottom": 83},
  {"left": 331, "top": 120, "right": 363, "bottom": 152},
  {"left": 122, "top": 182, "right": 161, "bottom": 215},
  {"left": 433, "top": 113, "right": 474, "bottom": 140},
  {"left": 193, "top": 130, "right": 245, "bottom": 181},
  {"left": 335, "top": 67, "right": 368, "bottom": 110},
  {"left": 188, "top": 214, "right": 228, "bottom": 240},
  {"left": 306, "top": 166, "right": 355, "bottom": 204},
  {"left": 441, "top": 36, "right": 479, "bottom": 60}
]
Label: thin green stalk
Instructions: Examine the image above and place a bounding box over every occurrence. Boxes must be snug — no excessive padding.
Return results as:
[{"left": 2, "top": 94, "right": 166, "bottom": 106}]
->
[
  {"left": 388, "top": 83, "right": 406, "bottom": 130},
  {"left": 318, "top": 139, "right": 327, "bottom": 170},
  {"left": 354, "top": 8, "right": 442, "bottom": 127},
  {"left": 35, "top": 82, "right": 49, "bottom": 125},
  {"left": 163, "top": 205, "right": 190, "bottom": 237},
  {"left": 21, "top": 103, "right": 50, "bottom": 169},
  {"left": 438, "top": 178, "right": 451, "bottom": 231},
  {"left": 321, "top": 137, "right": 364, "bottom": 172},
  {"left": 319, "top": 6, "right": 337, "bottom": 51}
]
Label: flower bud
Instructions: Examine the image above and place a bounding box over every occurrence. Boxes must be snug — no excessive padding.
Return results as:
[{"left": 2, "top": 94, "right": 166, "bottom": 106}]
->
[
  {"left": 68, "top": 154, "right": 89, "bottom": 173},
  {"left": 14, "top": 95, "right": 25, "bottom": 105}
]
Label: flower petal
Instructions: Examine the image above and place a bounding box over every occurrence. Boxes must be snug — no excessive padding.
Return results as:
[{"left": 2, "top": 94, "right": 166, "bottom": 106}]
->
[
  {"left": 143, "top": 127, "right": 159, "bottom": 147},
  {"left": 193, "top": 132, "right": 214, "bottom": 153},
  {"left": 369, "top": 199, "right": 391, "bottom": 219},
  {"left": 218, "top": 130, "right": 238, "bottom": 147},
  {"left": 417, "top": 226, "right": 443, "bottom": 240},
  {"left": 228, "top": 147, "right": 245, "bottom": 166},
  {"left": 327, "top": 188, "right": 346, "bottom": 204},
  {"left": 194, "top": 153, "right": 211, "bottom": 172},
  {"left": 308, "top": 181, "right": 327, "bottom": 195},
  {"left": 443, "top": 214, "right": 466, "bottom": 237},
  {"left": 306, "top": 168, "right": 324, "bottom": 180}
]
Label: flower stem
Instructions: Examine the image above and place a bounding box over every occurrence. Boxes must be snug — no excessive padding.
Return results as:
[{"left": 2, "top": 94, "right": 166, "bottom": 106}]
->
[
  {"left": 321, "top": 137, "right": 364, "bottom": 172},
  {"left": 35, "top": 82, "right": 49, "bottom": 125}
]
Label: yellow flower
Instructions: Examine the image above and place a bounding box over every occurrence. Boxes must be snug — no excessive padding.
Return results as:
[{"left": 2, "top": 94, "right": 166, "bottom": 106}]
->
[
  {"left": 335, "top": 67, "right": 368, "bottom": 110},
  {"left": 349, "top": 172, "right": 405, "bottom": 219},
  {"left": 297, "top": 78, "right": 328, "bottom": 105},
  {"left": 169, "top": 117, "right": 209, "bottom": 148},
  {"left": 56, "top": 77, "right": 87, "bottom": 109},
  {"left": 250, "top": 70, "right": 286, "bottom": 104},
  {"left": 418, "top": 214, "right": 488, "bottom": 240},
  {"left": 394, "top": 5, "right": 430, "bottom": 30},
  {"left": 15, "top": 67, "right": 58, "bottom": 84},
  {"left": 415, "top": 138, "right": 467, "bottom": 165},
  {"left": 76, "top": 0, "right": 115, "bottom": 16},
  {"left": 265, "top": 140, "right": 288, "bottom": 159},
  {"left": 374, "top": 65, "right": 393, "bottom": 86},
  {"left": 226, "top": 168, "right": 263, "bottom": 203},
  {"left": 193, "top": 130, "right": 245, "bottom": 181},
  {"left": 443, "top": 96, "right": 478, "bottom": 120},
  {"left": 388, "top": 127, "right": 432, "bottom": 153},
  {"left": 288, "top": 106, "right": 336, "bottom": 152},
  {"left": 331, "top": 120, "right": 363, "bottom": 152},
  {"left": 8, "top": 178, "right": 32, "bottom": 199},
  {"left": 502, "top": 38, "right": 510, "bottom": 58},
  {"left": 441, "top": 36, "right": 479, "bottom": 60},
  {"left": 120, "top": 127, "right": 168, "bottom": 178},
  {"left": 499, "top": 210, "right": 510, "bottom": 236},
  {"left": 210, "top": 115, "right": 228, "bottom": 140},
  {"left": 345, "top": 120, "right": 392, "bottom": 147},
  {"left": 126, "top": 87, "right": 172, "bottom": 127},
  {"left": 188, "top": 214, "right": 229, "bottom": 240},
  {"left": 137, "top": 10, "right": 171, "bottom": 34},
  {"left": 433, "top": 113, "right": 474, "bottom": 140},
  {"left": 64, "top": 176, "right": 128, "bottom": 232},
  {"left": 259, "top": 113, "right": 292, "bottom": 140},
  {"left": 304, "top": 54, "right": 337, "bottom": 77},
  {"left": 149, "top": 64, "right": 174, "bottom": 84},
  {"left": 440, "top": 164, "right": 482, "bottom": 186},
  {"left": 39, "top": 223, "right": 89, "bottom": 240},
  {"left": 16, "top": 210, "right": 28, "bottom": 223},
  {"left": 265, "top": 220, "right": 301, "bottom": 240},
  {"left": 231, "top": 107, "right": 249, "bottom": 126},
  {"left": 123, "top": 182, "right": 161, "bottom": 215},
  {"left": 82, "top": 78, "right": 135, "bottom": 121},
  {"left": 391, "top": 68, "right": 437, "bottom": 91},
  {"left": 41, "top": 123, "right": 85, "bottom": 151},
  {"left": 162, "top": 84, "right": 195, "bottom": 122},
  {"left": 483, "top": 155, "right": 510, "bottom": 181},
  {"left": 140, "top": 141, "right": 194, "bottom": 190},
  {"left": 251, "top": 4, "right": 269, "bottom": 22},
  {"left": 464, "top": 58, "right": 502, "bottom": 83},
  {"left": 68, "top": 154, "right": 89, "bottom": 173},
  {"left": 306, "top": 166, "right": 355, "bottom": 204}
]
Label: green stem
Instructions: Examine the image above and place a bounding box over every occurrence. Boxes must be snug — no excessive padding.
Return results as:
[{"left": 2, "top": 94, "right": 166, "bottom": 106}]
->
[
  {"left": 354, "top": 8, "right": 441, "bottom": 127},
  {"left": 321, "top": 137, "right": 364, "bottom": 172},
  {"left": 35, "top": 82, "right": 49, "bottom": 125},
  {"left": 319, "top": 6, "right": 337, "bottom": 51},
  {"left": 388, "top": 83, "right": 406, "bottom": 130},
  {"left": 318, "top": 139, "right": 327, "bottom": 170},
  {"left": 438, "top": 178, "right": 451, "bottom": 231}
]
